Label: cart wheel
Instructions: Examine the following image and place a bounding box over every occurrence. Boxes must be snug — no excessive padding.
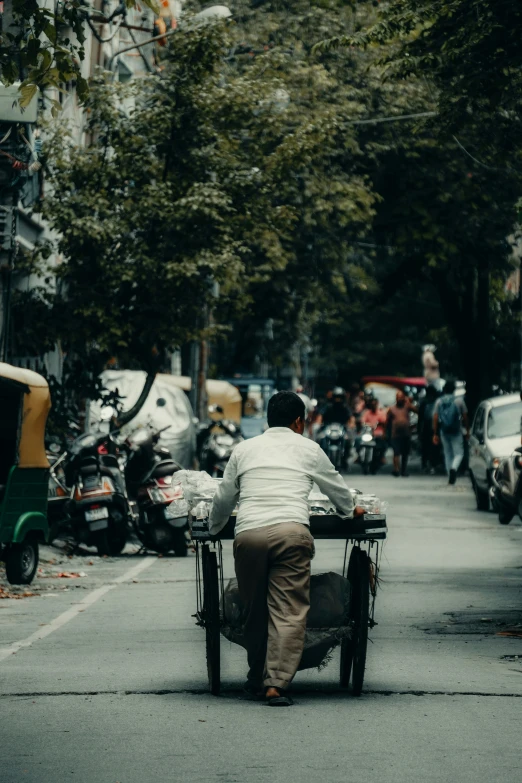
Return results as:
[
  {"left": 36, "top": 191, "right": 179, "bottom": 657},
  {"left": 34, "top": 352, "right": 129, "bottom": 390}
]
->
[
  {"left": 339, "top": 637, "right": 353, "bottom": 688},
  {"left": 340, "top": 546, "right": 359, "bottom": 688},
  {"left": 202, "top": 547, "right": 221, "bottom": 695},
  {"left": 350, "top": 549, "right": 370, "bottom": 696},
  {"left": 5, "top": 539, "right": 39, "bottom": 585}
]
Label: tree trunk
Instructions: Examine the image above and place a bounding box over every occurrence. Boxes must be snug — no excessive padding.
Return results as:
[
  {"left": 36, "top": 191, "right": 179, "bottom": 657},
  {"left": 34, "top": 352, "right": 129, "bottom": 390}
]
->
[
  {"left": 476, "top": 261, "right": 491, "bottom": 403},
  {"left": 198, "top": 338, "right": 209, "bottom": 423},
  {"left": 116, "top": 372, "right": 156, "bottom": 427},
  {"left": 432, "top": 268, "right": 482, "bottom": 415}
]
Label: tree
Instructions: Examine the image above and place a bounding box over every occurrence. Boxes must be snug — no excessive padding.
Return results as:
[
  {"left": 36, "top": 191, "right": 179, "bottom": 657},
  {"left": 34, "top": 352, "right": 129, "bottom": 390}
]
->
[
  {"left": 319, "top": 0, "right": 522, "bottom": 170},
  {"left": 190, "top": 0, "right": 378, "bottom": 380},
  {"left": 38, "top": 19, "right": 368, "bottom": 400},
  {"left": 0, "top": 0, "right": 155, "bottom": 107},
  {"left": 311, "top": 0, "right": 522, "bottom": 407}
]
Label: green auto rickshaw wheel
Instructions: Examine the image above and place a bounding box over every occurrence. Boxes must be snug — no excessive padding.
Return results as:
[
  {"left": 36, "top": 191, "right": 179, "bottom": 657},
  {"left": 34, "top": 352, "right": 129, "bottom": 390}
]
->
[{"left": 5, "top": 539, "right": 39, "bottom": 585}]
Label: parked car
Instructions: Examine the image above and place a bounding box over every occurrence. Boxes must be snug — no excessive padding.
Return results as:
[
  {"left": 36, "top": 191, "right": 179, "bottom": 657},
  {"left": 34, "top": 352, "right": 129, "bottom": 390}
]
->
[{"left": 469, "top": 393, "right": 522, "bottom": 511}]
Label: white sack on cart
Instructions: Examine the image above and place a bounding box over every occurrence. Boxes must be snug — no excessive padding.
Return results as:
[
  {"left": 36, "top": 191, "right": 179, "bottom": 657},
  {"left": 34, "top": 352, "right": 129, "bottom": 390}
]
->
[
  {"left": 221, "top": 572, "right": 351, "bottom": 671},
  {"left": 166, "top": 470, "right": 221, "bottom": 520}
]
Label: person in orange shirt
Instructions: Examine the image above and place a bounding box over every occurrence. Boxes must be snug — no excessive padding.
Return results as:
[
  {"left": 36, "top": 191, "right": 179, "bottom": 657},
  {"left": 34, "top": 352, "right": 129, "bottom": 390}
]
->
[
  {"left": 360, "top": 397, "right": 388, "bottom": 473},
  {"left": 361, "top": 397, "right": 387, "bottom": 438}
]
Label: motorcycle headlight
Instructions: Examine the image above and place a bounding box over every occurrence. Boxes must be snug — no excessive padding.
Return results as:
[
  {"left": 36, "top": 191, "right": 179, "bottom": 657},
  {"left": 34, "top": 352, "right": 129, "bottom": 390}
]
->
[{"left": 361, "top": 433, "right": 373, "bottom": 443}]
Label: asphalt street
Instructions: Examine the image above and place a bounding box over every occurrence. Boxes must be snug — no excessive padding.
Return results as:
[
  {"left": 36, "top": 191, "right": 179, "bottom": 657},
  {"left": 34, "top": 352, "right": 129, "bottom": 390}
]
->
[{"left": 1, "top": 473, "right": 522, "bottom": 783}]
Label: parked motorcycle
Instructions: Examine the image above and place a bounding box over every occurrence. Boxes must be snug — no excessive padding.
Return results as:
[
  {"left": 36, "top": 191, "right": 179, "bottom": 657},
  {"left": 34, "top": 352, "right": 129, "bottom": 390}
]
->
[
  {"left": 59, "top": 418, "right": 131, "bottom": 556},
  {"left": 198, "top": 406, "right": 244, "bottom": 478},
  {"left": 123, "top": 426, "right": 187, "bottom": 555},
  {"left": 491, "top": 447, "right": 522, "bottom": 525}
]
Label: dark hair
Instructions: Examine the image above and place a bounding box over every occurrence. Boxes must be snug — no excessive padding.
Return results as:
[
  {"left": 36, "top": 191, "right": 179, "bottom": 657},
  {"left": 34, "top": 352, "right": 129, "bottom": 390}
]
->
[
  {"left": 267, "top": 391, "right": 306, "bottom": 428},
  {"left": 443, "top": 380, "right": 456, "bottom": 395}
]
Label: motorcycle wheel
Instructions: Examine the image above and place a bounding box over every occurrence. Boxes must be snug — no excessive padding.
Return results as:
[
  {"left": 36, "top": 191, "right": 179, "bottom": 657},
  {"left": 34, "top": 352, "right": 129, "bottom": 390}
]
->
[
  {"left": 96, "top": 526, "right": 127, "bottom": 556},
  {"left": 498, "top": 511, "right": 513, "bottom": 525},
  {"left": 174, "top": 530, "right": 188, "bottom": 557},
  {"left": 471, "top": 473, "right": 489, "bottom": 512}
]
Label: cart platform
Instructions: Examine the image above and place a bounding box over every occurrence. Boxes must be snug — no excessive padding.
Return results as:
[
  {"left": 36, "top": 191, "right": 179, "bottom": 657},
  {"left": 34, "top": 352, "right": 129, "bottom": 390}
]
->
[{"left": 191, "top": 513, "right": 387, "bottom": 541}]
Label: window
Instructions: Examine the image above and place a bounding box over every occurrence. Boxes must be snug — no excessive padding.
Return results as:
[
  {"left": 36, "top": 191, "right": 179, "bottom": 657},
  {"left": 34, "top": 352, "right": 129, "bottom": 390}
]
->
[{"left": 486, "top": 402, "right": 522, "bottom": 440}]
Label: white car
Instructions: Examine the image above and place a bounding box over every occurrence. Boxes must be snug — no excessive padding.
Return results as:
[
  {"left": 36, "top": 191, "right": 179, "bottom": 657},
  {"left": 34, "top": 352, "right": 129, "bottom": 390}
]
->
[{"left": 469, "top": 393, "right": 522, "bottom": 511}]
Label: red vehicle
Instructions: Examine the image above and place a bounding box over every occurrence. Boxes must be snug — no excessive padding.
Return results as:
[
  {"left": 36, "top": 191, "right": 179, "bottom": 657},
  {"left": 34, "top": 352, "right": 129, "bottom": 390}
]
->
[{"left": 362, "top": 376, "right": 427, "bottom": 408}]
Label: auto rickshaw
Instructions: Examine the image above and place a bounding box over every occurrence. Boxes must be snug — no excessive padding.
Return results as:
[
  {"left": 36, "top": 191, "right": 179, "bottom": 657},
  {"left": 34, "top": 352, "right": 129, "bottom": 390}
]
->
[{"left": 0, "top": 363, "right": 51, "bottom": 584}]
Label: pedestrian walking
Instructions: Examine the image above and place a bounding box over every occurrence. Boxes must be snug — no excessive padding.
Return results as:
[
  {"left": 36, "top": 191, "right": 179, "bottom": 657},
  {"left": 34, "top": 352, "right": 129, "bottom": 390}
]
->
[
  {"left": 387, "top": 390, "right": 415, "bottom": 477},
  {"left": 209, "top": 391, "right": 364, "bottom": 706},
  {"left": 418, "top": 384, "right": 440, "bottom": 473},
  {"left": 432, "top": 381, "right": 470, "bottom": 485}
]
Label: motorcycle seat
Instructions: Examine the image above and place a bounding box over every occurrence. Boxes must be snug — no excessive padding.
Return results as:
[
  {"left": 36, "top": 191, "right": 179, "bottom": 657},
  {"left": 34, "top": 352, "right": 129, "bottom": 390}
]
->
[
  {"left": 79, "top": 463, "right": 99, "bottom": 477},
  {"left": 151, "top": 460, "right": 179, "bottom": 479}
]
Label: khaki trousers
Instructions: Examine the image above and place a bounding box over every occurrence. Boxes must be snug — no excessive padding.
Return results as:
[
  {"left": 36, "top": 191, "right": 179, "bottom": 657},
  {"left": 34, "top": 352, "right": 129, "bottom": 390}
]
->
[{"left": 233, "top": 522, "right": 314, "bottom": 691}]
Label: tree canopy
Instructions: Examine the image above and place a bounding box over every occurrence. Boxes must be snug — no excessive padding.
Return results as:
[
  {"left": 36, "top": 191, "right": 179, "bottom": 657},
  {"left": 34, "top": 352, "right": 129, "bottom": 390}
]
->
[{"left": 16, "top": 0, "right": 522, "bottom": 411}]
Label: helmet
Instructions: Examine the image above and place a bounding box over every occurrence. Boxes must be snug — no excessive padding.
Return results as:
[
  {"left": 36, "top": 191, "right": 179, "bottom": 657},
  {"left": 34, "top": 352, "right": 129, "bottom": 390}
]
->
[{"left": 332, "top": 386, "right": 345, "bottom": 398}]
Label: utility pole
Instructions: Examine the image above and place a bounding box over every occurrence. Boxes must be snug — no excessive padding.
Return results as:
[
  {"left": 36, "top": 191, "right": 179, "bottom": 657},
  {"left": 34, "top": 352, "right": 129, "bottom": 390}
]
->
[
  {"left": 188, "top": 340, "right": 200, "bottom": 416},
  {"left": 477, "top": 260, "right": 491, "bottom": 402},
  {"left": 519, "top": 266, "right": 522, "bottom": 389}
]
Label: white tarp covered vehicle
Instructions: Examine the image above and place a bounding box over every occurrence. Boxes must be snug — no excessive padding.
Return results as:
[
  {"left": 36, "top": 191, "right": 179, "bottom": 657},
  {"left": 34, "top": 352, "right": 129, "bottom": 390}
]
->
[{"left": 91, "top": 370, "right": 197, "bottom": 468}]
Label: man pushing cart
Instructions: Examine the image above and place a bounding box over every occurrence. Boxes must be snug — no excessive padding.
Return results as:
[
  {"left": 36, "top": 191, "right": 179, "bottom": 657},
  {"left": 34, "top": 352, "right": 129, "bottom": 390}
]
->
[{"left": 205, "top": 391, "right": 376, "bottom": 706}]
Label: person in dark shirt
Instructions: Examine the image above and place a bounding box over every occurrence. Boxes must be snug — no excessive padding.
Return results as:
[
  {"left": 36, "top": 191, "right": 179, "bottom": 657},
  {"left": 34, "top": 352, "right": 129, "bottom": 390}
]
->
[
  {"left": 317, "top": 387, "right": 353, "bottom": 428},
  {"left": 315, "top": 387, "right": 354, "bottom": 469},
  {"left": 418, "top": 385, "right": 440, "bottom": 474}
]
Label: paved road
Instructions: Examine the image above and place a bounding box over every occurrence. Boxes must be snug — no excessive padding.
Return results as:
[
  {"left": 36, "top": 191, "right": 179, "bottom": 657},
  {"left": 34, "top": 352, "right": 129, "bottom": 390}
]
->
[{"left": 1, "top": 474, "right": 522, "bottom": 783}]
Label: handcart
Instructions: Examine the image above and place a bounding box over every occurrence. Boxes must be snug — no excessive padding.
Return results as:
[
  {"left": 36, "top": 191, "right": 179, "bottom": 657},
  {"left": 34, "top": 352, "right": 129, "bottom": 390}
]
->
[{"left": 192, "top": 512, "right": 387, "bottom": 696}]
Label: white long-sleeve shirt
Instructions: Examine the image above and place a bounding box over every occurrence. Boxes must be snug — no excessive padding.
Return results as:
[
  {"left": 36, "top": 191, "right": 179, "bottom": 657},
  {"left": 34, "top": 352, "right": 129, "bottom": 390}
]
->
[{"left": 209, "top": 426, "right": 354, "bottom": 536}]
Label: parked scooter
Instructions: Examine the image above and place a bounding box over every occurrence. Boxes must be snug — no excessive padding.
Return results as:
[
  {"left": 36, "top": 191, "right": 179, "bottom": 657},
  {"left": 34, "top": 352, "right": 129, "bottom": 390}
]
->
[
  {"left": 198, "top": 406, "right": 244, "bottom": 478},
  {"left": 491, "top": 447, "right": 522, "bottom": 524},
  {"left": 123, "top": 425, "right": 186, "bottom": 555},
  {"left": 60, "top": 412, "right": 131, "bottom": 555}
]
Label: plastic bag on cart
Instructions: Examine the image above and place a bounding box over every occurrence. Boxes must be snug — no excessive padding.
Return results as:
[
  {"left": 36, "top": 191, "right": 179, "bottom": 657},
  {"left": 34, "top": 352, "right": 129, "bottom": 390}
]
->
[
  {"left": 221, "top": 572, "right": 351, "bottom": 671},
  {"left": 165, "top": 497, "right": 190, "bottom": 520},
  {"left": 166, "top": 470, "right": 222, "bottom": 521}
]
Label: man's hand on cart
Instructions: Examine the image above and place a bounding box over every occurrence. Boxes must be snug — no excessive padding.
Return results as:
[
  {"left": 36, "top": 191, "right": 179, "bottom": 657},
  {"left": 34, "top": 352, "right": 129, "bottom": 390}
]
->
[{"left": 336, "top": 506, "right": 367, "bottom": 519}]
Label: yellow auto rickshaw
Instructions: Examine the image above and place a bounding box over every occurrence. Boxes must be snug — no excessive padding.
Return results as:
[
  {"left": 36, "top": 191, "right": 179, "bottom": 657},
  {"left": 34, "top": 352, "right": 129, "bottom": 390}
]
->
[{"left": 0, "top": 363, "right": 51, "bottom": 584}]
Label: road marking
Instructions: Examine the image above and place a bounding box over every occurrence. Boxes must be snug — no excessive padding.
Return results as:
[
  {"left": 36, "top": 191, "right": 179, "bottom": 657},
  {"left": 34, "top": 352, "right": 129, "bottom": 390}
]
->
[{"left": 0, "top": 556, "right": 156, "bottom": 663}]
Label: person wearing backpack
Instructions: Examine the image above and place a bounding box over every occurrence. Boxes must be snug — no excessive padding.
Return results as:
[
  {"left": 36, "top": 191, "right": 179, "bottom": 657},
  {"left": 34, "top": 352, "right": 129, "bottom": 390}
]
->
[{"left": 432, "top": 381, "right": 470, "bottom": 484}]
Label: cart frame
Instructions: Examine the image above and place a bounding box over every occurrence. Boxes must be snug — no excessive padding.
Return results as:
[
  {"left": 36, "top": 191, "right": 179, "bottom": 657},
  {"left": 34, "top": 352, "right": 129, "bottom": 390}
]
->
[{"left": 193, "top": 513, "right": 386, "bottom": 696}]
